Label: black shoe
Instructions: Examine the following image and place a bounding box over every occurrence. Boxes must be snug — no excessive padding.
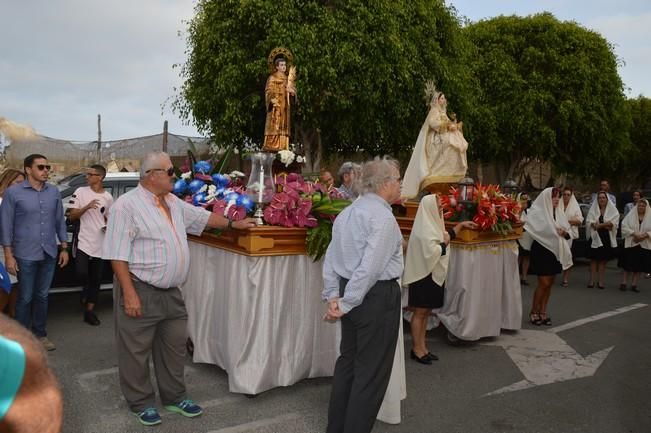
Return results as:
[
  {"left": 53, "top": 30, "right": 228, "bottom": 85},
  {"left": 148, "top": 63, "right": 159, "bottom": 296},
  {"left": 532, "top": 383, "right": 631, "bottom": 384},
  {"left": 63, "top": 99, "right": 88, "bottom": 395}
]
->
[
  {"left": 631, "top": 286, "right": 640, "bottom": 293},
  {"left": 426, "top": 352, "right": 439, "bottom": 361},
  {"left": 410, "top": 349, "right": 432, "bottom": 365},
  {"left": 84, "top": 311, "right": 100, "bottom": 326},
  {"left": 619, "top": 284, "right": 627, "bottom": 292},
  {"left": 587, "top": 283, "right": 595, "bottom": 288},
  {"left": 598, "top": 285, "right": 605, "bottom": 290}
]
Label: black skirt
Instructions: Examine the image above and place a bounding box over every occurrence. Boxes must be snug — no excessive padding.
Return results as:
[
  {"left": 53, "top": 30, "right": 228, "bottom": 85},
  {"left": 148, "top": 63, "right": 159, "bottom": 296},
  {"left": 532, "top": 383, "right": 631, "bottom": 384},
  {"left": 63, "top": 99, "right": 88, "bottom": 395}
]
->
[
  {"left": 618, "top": 245, "right": 651, "bottom": 273},
  {"left": 529, "top": 241, "right": 562, "bottom": 276},
  {"left": 408, "top": 273, "right": 444, "bottom": 309},
  {"left": 588, "top": 229, "right": 617, "bottom": 261}
]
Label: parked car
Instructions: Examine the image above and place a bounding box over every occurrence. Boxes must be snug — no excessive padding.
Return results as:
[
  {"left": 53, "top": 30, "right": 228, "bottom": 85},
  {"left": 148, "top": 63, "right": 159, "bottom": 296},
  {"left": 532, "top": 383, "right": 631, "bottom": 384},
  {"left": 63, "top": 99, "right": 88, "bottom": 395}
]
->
[{"left": 51, "top": 172, "right": 140, "bottom": 292}]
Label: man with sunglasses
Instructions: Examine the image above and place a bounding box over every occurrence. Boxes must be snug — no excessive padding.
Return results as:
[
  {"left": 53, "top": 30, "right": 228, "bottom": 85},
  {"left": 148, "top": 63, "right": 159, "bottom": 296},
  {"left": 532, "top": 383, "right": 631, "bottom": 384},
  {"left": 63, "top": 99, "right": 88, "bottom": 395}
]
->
[
  {"left": 67, "top": 164, "right": 113, "bottom": 326},
  {"left": 0, "top": 154, "right": 69, "bottom": 351},
  {"left": 103, "top": 151, "right": 257, "bottom": 426}
]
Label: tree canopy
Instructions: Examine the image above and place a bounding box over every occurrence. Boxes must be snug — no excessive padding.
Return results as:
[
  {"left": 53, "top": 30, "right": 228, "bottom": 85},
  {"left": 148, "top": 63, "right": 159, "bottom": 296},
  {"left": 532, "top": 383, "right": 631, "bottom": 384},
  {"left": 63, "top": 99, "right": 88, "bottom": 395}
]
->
[
  {"left": 464, "top": 13, "right": 631, "bottom": 180},
  {"left": 173, "top": 0, "right": 476, "bottom": 168},
  {"left": 618, "top": 96, "right": 651, "bottom": 187}
]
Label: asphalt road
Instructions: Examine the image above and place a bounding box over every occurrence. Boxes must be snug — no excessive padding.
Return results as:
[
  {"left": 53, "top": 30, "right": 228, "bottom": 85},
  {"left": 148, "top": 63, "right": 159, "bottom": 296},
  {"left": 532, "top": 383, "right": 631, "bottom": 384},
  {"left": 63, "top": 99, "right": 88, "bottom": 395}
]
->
[{"left": 44, "top": 260, "right": 651, "bottom": 433}]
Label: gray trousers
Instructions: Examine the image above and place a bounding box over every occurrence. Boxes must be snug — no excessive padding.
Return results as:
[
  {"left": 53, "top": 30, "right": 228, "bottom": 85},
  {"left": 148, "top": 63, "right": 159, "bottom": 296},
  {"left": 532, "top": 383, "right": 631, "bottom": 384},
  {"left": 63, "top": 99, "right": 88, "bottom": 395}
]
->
[
  {"left": 326, "top": 278, "right": 401, "bottom": 433},
  {"left": 114, "top": 277, "right": 188, "bottom": 412}
]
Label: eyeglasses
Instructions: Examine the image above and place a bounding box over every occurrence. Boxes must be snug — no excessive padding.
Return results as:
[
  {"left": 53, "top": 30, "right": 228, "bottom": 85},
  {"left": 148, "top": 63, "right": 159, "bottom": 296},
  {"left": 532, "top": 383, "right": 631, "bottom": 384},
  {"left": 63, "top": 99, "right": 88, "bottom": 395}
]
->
[
  {"left": 147, "top": 167, "right": 175, "bottom": 176},
  {"left": 35, "top": 164, "right": 51, "bottom": 171}
]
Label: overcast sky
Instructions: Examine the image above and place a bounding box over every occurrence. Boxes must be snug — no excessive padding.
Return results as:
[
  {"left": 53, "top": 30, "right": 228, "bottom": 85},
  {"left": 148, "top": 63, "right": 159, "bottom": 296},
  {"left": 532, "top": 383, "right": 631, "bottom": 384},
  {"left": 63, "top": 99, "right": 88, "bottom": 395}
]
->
[{"left": 1, "top": 0, "right": 649, "bottom": 141}]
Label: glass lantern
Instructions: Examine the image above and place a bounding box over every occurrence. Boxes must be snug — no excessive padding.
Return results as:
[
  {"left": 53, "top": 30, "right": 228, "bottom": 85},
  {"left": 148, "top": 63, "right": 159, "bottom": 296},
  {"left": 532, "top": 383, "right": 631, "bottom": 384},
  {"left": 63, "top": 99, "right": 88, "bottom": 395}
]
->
[
  {"left": 458, "top": 175, "right": 475, "bottom": 201},
  {"left": 246, "top": 152, "right": 276, "bottom": 225}
]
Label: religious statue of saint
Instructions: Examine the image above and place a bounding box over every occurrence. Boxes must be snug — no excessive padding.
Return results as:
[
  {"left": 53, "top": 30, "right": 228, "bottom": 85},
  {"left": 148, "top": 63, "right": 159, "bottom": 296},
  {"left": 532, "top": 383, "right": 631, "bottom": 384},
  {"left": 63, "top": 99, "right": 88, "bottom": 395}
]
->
[
  {"left": 401, "top": 82, "right": 468, "bottom": 199},
  {"left": 262, "top": 48, "right": 296, "bottom": 152}
]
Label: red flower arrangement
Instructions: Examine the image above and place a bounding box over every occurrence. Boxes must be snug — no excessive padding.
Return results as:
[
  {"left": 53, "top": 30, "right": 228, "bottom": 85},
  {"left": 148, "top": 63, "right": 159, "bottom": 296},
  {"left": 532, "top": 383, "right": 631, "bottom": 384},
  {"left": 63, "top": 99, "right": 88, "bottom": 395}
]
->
[{"left": 439, "top": 184, "right": 522, "bottom": 234}]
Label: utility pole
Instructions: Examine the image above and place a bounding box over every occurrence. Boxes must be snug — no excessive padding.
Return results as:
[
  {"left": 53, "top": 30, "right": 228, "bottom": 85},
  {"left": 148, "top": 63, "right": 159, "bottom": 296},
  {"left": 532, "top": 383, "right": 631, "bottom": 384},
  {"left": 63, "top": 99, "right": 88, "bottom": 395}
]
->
[
  {"left": 97, "top": 114, "right": 102, "bottom": 162},
  {"left": 162, "top": 120, "right": 168, "bottom": 152}
]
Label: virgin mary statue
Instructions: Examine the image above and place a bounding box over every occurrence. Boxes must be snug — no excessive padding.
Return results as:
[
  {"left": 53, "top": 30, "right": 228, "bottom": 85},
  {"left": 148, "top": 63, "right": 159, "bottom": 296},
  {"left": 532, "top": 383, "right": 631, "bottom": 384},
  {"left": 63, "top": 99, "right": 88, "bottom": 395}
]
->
[{"left": 401, "top": 83, "right": 468, "bottom": 199}]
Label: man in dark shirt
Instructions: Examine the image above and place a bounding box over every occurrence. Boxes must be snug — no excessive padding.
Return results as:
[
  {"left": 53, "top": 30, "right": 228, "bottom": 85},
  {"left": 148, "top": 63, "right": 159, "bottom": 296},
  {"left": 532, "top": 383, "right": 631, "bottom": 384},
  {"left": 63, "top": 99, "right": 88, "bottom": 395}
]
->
[{"left": 0, "top": 154, "right": 69, "bottom": 351}]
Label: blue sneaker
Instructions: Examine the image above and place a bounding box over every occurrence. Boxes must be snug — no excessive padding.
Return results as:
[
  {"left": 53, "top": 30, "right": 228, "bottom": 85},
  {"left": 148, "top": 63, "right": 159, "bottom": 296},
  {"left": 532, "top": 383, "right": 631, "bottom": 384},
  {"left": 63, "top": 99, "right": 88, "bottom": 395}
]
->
[
  {"left": 132, "top": 407, "right": 162, "bottom": 426},
  {"left": 164, "top": 399, "right": 203, "bottom": 418}
]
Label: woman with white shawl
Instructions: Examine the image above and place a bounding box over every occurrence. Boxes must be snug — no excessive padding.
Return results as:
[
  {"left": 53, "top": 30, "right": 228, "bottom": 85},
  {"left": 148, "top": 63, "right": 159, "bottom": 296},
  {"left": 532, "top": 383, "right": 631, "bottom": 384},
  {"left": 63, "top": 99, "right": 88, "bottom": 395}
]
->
[
  {"left": 586, "top": 191, "right": 619, "bottom": 289},
  {"left": 617, "top": 199, "right": 651, "bottom": 292},
  {"left": 560, "top": 187, "right": 583, "bottom": 287},
  {"left": 403, "top": 195, "right": 476, "bottom": 363},
  {"left": 523, "top": 187, "right": 573, "bottom": 326}
]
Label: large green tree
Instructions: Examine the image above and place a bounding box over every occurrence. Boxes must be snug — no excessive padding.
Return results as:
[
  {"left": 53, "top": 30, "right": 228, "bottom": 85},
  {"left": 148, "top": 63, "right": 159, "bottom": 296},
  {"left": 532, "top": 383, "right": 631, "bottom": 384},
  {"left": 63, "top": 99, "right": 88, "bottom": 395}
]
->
[
  {"left": 465, "top": 13, "right": 631, "bottom": 181},
  {"left": 618, "top": 96, "right": 651, "bottom": 188},
  {"left": 173, "top": 0, "right": 476, "bottom": 170}
]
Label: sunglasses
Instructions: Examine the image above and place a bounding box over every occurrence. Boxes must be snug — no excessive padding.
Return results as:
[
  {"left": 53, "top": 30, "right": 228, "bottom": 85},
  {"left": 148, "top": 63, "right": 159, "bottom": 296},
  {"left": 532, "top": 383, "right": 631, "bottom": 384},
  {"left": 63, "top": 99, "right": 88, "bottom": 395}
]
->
[
  {"left": 147, "top": 167, "right": 175, "bottom": 176},
  {"left": 35, "top": 164, "right": 51, "bottom": 171}
]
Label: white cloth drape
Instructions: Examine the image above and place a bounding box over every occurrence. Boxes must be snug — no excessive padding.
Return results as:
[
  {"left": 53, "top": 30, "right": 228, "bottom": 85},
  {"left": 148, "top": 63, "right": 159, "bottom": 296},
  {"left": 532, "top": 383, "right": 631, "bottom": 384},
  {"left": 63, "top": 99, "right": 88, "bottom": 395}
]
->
[
  {"left": 523, "top": 187, "right": 573, "bottom": 270},
  {"left": 586, "top": 196, "right": 619, "bottom": 249},
  {"left": 183, "top": 242, "right": 338, "bottom": 394},
  {"left": 436, "top": 240, "right": 522, "bottom": 340},
  {"left": 403, "top": 195, "right": 448, "bottom": 287},
  {"left": 621, "top": 200, "right": 651, "bottom": 249},
  {"left": 562, "top": 194, "right": 583, "bottom": 244}
]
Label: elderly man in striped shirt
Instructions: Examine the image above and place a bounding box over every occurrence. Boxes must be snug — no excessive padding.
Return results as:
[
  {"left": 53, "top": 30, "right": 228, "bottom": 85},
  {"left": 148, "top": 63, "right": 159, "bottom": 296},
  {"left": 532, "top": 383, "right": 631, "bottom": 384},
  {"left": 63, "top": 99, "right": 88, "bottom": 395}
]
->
[
  {"left": 102, "top": 151, "right": 256, "bottom": 426},
  {"left": 322, "top": 156, "right": 404, "bottom": 433}
]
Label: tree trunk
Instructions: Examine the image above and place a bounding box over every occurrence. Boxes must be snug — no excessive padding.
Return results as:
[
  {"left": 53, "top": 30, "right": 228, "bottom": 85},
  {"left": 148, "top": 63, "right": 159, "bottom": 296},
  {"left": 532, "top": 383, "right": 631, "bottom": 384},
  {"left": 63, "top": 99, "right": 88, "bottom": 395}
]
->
[{"left": 297, "top": 123, "right": 322, "bottom": 173}]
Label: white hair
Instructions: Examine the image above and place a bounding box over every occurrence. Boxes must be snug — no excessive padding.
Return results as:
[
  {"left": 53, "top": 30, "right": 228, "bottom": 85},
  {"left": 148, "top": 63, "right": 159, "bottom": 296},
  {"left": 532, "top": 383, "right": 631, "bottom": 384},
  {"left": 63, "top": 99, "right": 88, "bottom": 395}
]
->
[
  {"left": 140, "top": 151, "right": 170, "bottom": 179},
  {"left": 360, "top": 156, "right": 399, "bottom": 194}
]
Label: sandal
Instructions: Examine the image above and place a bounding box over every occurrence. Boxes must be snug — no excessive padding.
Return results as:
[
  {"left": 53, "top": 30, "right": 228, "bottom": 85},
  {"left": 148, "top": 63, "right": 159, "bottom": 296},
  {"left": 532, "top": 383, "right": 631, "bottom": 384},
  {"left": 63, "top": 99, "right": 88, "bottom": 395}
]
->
[
  {"left": 598, "top": 284, "right": 605, "bottom": 290},
  {"left": 619, "top": 283, "right": 627, "bottom": 292},
  {"left": 587, "top": 283, "right": 595, "bottom": 288},
  {"left": 631, "top": 286, "right": 640, "bottom": 293},
  {"left": 529, "top": 312, "right": 542, "bottom": 326},
  {"left": 561, "top": 281, "right": 569, "bottom": 287},
  {"left": 539, "top": 313, "right": 552, "bottom": 326}
]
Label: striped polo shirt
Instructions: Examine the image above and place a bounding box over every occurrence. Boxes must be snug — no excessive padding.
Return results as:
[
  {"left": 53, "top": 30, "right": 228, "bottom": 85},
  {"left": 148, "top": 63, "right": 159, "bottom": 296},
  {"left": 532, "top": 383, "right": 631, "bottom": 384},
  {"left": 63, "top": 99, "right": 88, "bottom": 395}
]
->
[{"left": 102, "top": 184, "right": 210, "bottom": 288}]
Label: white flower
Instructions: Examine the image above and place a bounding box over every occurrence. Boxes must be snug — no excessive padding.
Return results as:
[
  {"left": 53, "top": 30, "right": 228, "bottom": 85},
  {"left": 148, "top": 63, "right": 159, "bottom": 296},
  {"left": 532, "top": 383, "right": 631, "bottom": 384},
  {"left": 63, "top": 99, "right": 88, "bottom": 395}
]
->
[
  {"left": 208, "top": 185, "right": 217, "bottom": 194},
  {"left": 278, "top": 149, "right": 295, "bottom": 167},
  {"left": 229, "top": 170, "right": 245, "bottom": 178},
  {"left": 181, "top": 171, "right": 192, "bottom": 180},
  {"left": 296, "top": 155, "right": 305, "bottom": 163},
  {"left": 199, "top": 184, "right": 207, "bottom": 193}
]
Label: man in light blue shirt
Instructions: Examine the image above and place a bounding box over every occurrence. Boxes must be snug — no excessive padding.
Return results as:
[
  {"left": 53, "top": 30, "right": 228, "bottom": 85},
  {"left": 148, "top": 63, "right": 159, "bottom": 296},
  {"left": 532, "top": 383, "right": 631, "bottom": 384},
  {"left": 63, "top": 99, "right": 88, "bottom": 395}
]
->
[
  {"left": 0, "top": 154, "right": 69, "bottom": 351},
  {"left": 322, "top": 157, "right": 403, "bottom": 433}
]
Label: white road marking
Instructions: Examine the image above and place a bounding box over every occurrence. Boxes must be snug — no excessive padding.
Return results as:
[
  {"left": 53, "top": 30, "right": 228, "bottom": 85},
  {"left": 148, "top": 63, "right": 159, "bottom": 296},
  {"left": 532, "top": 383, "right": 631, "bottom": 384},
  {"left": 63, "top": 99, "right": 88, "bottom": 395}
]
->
[
  {"left": 547, "top": 303, "right": 647, "bottom": 333},
  {"left": 482, "top": 303, "right": 647, "bottom": 395},
  {"left": 206, "top": 412, "right": 302, "bottom": 433}
]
